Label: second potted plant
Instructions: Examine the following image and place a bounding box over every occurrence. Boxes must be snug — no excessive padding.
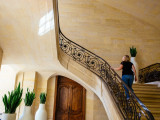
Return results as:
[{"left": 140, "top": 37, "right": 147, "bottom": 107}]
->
[
  {"left": 19, "top": 88, "right": 35, "bottom": 120},
  {"left": 130, "top": 46, "right": 139, "bottom": 82},
  {"left": 35, "top": 93, "right": 47, "bottom": 120}
]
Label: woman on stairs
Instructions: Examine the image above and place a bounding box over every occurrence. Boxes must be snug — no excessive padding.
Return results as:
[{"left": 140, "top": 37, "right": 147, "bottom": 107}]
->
[{"left": 113, "top": 55, "right": 137, "bottom": 100}]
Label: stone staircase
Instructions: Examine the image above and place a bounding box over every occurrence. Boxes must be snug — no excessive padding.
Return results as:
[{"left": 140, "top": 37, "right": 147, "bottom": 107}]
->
[{"left": 133, "top": 84, "right": 160, "bottom": 120}]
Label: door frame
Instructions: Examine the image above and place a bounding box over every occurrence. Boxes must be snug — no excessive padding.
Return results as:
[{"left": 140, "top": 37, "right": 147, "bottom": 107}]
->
[
  {"left": 53, "top": 76, "right": 86, "bottom": 120},
  {"left": 53, "top": 76, "right": 58, "bottom": 120}
]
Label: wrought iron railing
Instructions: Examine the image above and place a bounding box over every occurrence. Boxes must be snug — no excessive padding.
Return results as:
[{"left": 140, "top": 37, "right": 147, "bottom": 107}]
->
[
  {"left": 56, "top": 1, "right": 154, "bottom": 119},
  {"left": 139, "top": 63, "right": 160, "bottom": 83}
]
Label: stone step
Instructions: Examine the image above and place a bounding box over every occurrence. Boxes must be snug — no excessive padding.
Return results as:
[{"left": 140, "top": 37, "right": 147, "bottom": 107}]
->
[
  {"left": 133, "top": 83, "right": 157, "bottom": 86},
  {"left": 140, "top": 98, "right": 160, "bottom": 103},
  {"left": 146, "top": 104, "right": 160, "bottom": 108},
  {"left": 133, "top": 84, "right": 158, "bottom": 88},
  {"left": 141, "top": 116, "right": 160, "bottom": 120},
  {"left": 133, "top": 88, "right": 160, "bottom": 92},
  {"left": 143, "top": 103, "right": 160, "bottom": 109},
  {"left": 136, "top": 94, "right": 160, "bottom": 99},
  {"left": 150, "top": 110, "right": 160, "bottom": 114},
  {"left": 133, "top": 86, "right": 159, "bottom": 90},
  {"left": 134, "top": 91, "right": 160, "bottom": 95},
  {"left": 152, "top": 114, "right": 160, "bottom": 120}
]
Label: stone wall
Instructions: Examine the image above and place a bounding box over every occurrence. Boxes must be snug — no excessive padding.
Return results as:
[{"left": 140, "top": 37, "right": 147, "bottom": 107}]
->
[
  {"left": 58, "top": 0, "right": 160, "bottom": 70},
  {"left": 0, "top": 48, "right": 2, "bottom": 69},
  {"left": 15, "top": 71, "right": 37, "bottom": 119}
]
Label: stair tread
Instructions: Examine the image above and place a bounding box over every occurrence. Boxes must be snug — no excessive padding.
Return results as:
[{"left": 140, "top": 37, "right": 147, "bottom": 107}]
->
[
  {"left": 133, "top": 85, "right": 160, "bottom": 88},
  {"left": 135, "top": 92, "right": 160, "bottom": 94},
  {"left": 133, "top": 87, "right": 159, "bottom": 90},
  {"left": 134, "top": 91, "right": 160, "bottom": 95},
  {"left": 133, "top": 88, "right": 160, "bottom": 92},
  {"left": 133, "top": 83, "right": 158, "bottom": 86},
  {"left": 149, "top": 109, "right": 160, "bottom": 113},
  {"left": 141, "top": 99, "right": 160, "bottom": 103},
  {"left": 136, "top": 94, "right": 160, "bottom": 97},
  {"left": 151, "top": 110, "right": 160, "bottom": 113},
  {"left": 146, "top": 104, "right": 160, "bottom": 108},
  {"left": 141, "top": 116, "right": 160, "bottom": 120},
  {"left": 144, "top": 102, "right": 160, "bottom": 105},
  {"left": 153, "top": 114, "right": 160, "bottom": 118},
  {"left": 136, "top": 95, "right": 160, "bottom": 99}
]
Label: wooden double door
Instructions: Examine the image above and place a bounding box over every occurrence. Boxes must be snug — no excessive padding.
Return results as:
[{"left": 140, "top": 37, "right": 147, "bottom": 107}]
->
[{"left": 54, "top": 76, "right": 86, "bottom": 120}]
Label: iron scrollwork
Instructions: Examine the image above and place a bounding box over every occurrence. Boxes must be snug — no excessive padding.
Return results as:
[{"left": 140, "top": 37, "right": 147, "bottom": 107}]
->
[
  {"left": 59, "top": 30, "right": 154, "bottom": 120},
  {"left": 139, "top": 63, "right": 160, "bottom": 83}
]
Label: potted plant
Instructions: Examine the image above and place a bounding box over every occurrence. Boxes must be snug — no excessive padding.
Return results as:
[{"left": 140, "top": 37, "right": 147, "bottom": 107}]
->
[
  {"left": 130, "top": 46, "right": 137, "bottom": 57},
  {"left": 19, "top": 88, "right": 35, "bottom": 120},
  {"left": 130, "top": 46, "right": 139, "bottom": 82},
  {"left": 35, "top": 93, "right": 47, "bottom": 120},
  {"left": 2, "top": 83, "right": 23, "bottom": 120}
]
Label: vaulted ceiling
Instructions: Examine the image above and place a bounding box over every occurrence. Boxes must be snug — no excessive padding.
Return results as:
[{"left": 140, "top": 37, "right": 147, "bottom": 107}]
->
[{"left": 0, "top": 0, "right": 57, "bottom": 71}]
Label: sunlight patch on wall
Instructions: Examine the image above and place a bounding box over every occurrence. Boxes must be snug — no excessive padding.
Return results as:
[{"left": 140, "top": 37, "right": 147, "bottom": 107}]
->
[{"left": 38, "top": 10, "right": 54, "bottom": 36}]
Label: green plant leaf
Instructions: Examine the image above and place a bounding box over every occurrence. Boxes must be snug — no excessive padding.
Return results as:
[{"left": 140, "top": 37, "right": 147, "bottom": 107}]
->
[
  {"left": 40, "top": 93, "right": 47, "bottom": 104},
  {"left": 2, "top": 82, "right": 23, "bottom": 114},
  {"left": 24, "top": 88, "right": 35, "bottom": 106},
  {"left": 130, "top": 46, "right": 137, "bottom": 57}
]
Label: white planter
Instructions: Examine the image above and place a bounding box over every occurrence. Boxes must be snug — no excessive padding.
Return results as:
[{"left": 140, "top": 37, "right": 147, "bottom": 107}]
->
[
  {"left": 131, "top": 57, "right": 139, "bottom": 83},
  {"left": 19, "top": 106, "right": 34, "bottom": 120},
  {"left": 2, "top": 113, "right": 16, "bottom": 120},
  {"left": 35, "top": 104, "right": 47, "bottom": 120}
]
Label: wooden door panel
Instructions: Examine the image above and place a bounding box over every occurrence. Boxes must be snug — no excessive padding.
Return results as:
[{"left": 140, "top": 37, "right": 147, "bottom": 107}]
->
[
  {"left": 57, "top": 85, "right": 70, "bottom": 112},
  {"left": 69, "top": 113, "right": 83, "bottom": 120},
  {"left": 56, "top": 112, "right": 68, "bottom": 120},
  {"left": 71, "top": 86, "right": 83, "bottom": 113},
  {"left": 54, "top": 76, "right": 86, "bottom": 120}
]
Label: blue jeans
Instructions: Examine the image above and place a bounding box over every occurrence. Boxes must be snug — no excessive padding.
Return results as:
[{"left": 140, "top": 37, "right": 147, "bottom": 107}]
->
[{"left": 122, "top": 75, "right": 134, "bottom": 99}]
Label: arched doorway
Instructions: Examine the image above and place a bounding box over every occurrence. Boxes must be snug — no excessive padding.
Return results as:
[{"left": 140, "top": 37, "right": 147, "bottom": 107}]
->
[{"left": 54, "top": 76, "right": 86, "bottom": 120}]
